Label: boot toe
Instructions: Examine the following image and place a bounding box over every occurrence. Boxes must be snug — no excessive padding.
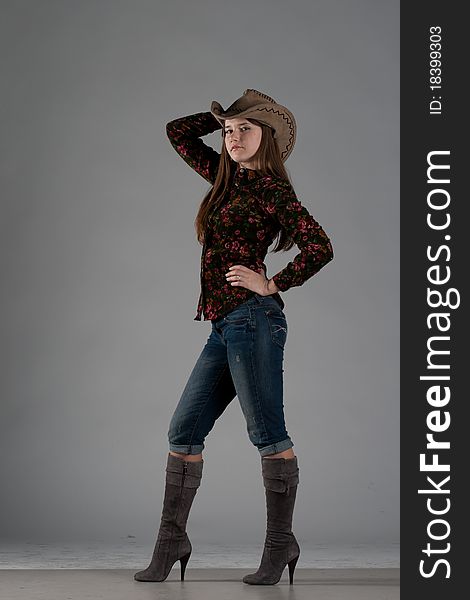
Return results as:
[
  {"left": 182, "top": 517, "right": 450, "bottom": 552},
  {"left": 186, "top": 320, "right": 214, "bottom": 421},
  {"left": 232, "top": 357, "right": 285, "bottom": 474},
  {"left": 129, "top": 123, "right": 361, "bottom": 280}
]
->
[
  {"left": 134, "top": 569, "right": 164, "bottom": 582},
  {"left": 134, "top": 569, "right": 150, "bottom": 581},
  {"left": 242, "top": 571, "right": 278, "bottom": 585}
]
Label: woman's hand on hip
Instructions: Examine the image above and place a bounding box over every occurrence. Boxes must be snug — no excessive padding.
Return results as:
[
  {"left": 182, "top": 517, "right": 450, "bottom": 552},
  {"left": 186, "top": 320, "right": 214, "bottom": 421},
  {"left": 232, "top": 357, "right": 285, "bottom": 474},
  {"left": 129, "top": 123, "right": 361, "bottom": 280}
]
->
[{"left": 225, "top": 265, "right": 279, "bottom": 296}]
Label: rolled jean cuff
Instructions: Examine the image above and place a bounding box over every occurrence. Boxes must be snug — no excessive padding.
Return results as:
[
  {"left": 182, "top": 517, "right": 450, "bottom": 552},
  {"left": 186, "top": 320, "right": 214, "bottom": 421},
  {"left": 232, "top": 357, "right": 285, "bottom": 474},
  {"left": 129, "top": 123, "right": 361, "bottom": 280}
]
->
[
  {"left": 169, "top": 442, "right": 205, "bottom": 455},
  {"left": 258, "top": 437, "right": 294, "bottom": 457}
]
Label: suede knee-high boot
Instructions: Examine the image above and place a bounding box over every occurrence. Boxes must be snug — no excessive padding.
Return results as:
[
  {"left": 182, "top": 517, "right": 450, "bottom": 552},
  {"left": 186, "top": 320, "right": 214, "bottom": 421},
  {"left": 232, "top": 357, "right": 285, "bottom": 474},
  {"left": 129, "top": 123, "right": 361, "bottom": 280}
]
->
[
  {"left": 243, "top": 456, "right": 300, "bottom": 585},
  {"left": 134, "top": 453, "right": 203, "bottom": 582}
]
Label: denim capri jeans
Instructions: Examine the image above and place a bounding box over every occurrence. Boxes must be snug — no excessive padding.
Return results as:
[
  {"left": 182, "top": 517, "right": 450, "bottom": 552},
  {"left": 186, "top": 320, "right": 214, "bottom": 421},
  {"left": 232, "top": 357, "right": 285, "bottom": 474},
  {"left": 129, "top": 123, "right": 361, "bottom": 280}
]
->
[{"left": 168, "top": 293, "right": 294, "bottom": 457}]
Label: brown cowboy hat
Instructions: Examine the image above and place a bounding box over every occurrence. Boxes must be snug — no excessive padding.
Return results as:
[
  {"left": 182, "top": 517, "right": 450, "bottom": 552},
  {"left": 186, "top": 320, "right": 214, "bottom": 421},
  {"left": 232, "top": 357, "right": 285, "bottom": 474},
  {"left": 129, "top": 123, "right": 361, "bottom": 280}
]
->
[{"left": 210, "top": 88, "right": 296, "bottom": 161}]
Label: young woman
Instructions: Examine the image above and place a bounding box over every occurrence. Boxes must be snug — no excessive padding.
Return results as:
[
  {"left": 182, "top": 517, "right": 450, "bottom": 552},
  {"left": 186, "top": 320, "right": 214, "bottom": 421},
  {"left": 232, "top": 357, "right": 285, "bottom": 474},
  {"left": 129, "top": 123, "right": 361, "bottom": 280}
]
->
[{"left": 134, "top": 89, "right": 334, "bottom": 586}]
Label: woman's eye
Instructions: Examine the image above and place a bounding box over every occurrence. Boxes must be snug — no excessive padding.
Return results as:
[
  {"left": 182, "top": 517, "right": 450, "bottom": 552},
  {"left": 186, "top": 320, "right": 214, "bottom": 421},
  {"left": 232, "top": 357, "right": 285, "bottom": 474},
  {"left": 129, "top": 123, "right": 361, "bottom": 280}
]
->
[{"left": 225, "top": 127, "right": 249, "bottom": 135}]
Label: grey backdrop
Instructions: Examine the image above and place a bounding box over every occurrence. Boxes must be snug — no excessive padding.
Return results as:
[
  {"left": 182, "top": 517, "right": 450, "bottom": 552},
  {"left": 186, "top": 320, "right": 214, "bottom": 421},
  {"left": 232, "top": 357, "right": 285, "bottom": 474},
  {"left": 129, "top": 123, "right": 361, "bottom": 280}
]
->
[{"left": 1, "top": 0, "right": 399, "bottom": 547}]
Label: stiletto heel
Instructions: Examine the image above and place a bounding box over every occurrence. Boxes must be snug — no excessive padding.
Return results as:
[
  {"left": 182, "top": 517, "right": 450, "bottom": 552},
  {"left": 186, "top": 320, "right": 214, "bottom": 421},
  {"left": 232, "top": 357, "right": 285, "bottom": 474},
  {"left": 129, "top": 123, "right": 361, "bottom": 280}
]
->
[
  {"left": 180, "top": 551, "right": 191, "bottom": 581},
  {"left": 288, "top": 554, "right": 299, "bottom": 584}
]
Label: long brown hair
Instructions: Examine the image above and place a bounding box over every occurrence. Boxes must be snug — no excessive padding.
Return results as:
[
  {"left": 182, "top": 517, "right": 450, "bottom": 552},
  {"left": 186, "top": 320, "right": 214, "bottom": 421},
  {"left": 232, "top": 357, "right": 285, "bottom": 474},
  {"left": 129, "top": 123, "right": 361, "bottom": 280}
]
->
[{"left": 195, "top": 117, "right": 295, "bottom": 253}]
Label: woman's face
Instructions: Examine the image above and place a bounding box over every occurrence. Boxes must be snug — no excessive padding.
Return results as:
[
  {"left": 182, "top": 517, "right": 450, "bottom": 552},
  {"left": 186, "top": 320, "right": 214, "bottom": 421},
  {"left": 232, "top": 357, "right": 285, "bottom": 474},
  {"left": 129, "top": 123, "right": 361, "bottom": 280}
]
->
[{"left": 223, "top": 117, "right": 263, "bottom": 169}]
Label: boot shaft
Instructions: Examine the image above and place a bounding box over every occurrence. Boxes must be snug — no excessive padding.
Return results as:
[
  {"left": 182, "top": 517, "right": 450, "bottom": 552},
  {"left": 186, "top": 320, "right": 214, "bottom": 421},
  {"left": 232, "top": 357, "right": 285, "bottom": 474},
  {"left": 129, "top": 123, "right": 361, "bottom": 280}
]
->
[
  {"left": 261, "top": 457, "right": 299, "bottom": 534},
  {"left": 160, "top": 454, "right": 203, "bottom": 535}
]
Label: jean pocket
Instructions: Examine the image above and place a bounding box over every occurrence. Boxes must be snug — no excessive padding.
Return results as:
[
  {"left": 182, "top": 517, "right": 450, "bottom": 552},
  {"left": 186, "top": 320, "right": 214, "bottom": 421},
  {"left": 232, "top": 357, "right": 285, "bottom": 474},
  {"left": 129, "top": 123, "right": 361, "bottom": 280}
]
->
[
  {"left": 265, "top": 310, "right": 288, "bottom": 348},
  {"left": 224, "top": 309, "right": 250, "bottom": 325}
]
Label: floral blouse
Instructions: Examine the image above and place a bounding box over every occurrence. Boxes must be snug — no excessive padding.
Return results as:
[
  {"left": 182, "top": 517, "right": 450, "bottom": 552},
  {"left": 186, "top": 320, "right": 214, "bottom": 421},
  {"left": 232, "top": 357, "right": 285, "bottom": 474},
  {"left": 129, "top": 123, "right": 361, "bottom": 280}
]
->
[{"left": 166, "top": 111, "right": 334, "bottom": 321}]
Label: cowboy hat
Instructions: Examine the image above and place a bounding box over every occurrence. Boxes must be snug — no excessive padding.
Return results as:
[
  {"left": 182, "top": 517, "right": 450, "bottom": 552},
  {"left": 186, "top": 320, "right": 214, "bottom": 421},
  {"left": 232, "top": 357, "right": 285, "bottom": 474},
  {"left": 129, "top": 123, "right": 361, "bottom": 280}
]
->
[{"left": 210, "top": 89, "right": 296, "bottom": 161}]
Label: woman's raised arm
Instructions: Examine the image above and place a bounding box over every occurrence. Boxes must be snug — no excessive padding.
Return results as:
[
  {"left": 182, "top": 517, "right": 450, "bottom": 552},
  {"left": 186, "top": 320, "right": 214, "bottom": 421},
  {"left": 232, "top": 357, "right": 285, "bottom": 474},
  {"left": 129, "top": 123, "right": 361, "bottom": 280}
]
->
[{"left": 166, "top": 112, "right": 223, "bottom": 184}]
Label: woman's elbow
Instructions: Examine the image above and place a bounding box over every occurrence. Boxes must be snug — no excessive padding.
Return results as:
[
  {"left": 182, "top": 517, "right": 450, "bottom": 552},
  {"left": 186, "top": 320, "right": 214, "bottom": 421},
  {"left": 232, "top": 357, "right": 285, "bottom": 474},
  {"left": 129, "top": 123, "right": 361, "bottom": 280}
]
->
[
  {"left": 166, "top": 121, "right": 176, "bottom": 138},
  {"left": 325, "top": 241, "right": 334, "bottom": 263}
]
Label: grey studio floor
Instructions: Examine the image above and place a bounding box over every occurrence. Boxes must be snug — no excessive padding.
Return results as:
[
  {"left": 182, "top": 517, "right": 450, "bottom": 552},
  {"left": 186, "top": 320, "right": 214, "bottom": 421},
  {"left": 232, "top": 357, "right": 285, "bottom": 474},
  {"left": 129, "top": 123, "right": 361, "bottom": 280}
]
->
[{"left": 0, "top": 541, "right": 400, "bottom": 600}]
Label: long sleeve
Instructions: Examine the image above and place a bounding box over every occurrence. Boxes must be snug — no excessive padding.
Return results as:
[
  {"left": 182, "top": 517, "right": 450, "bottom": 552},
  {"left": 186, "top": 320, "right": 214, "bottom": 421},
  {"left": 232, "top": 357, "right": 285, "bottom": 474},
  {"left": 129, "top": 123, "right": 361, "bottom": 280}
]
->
[
  {"left": 166, "top": 111, "right": 223, "bottom": 184},
  {"left": 260, "top": 178, "right": 334, "bottom": 292}
]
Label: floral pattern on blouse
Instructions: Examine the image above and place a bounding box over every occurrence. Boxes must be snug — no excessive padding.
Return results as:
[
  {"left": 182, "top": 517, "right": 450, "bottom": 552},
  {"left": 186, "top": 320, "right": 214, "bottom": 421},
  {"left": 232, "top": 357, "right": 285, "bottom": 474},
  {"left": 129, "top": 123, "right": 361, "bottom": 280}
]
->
[{"left": 166, "top": 111, "right": 334, "bottom": 321}]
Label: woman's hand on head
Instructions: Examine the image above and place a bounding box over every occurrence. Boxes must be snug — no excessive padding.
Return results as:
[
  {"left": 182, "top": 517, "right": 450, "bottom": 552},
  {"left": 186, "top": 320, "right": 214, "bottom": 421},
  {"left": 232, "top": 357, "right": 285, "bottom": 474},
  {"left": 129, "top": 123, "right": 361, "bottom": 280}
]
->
[{"left": 225, "top": 265, "right": 278, "bottom": 296}]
